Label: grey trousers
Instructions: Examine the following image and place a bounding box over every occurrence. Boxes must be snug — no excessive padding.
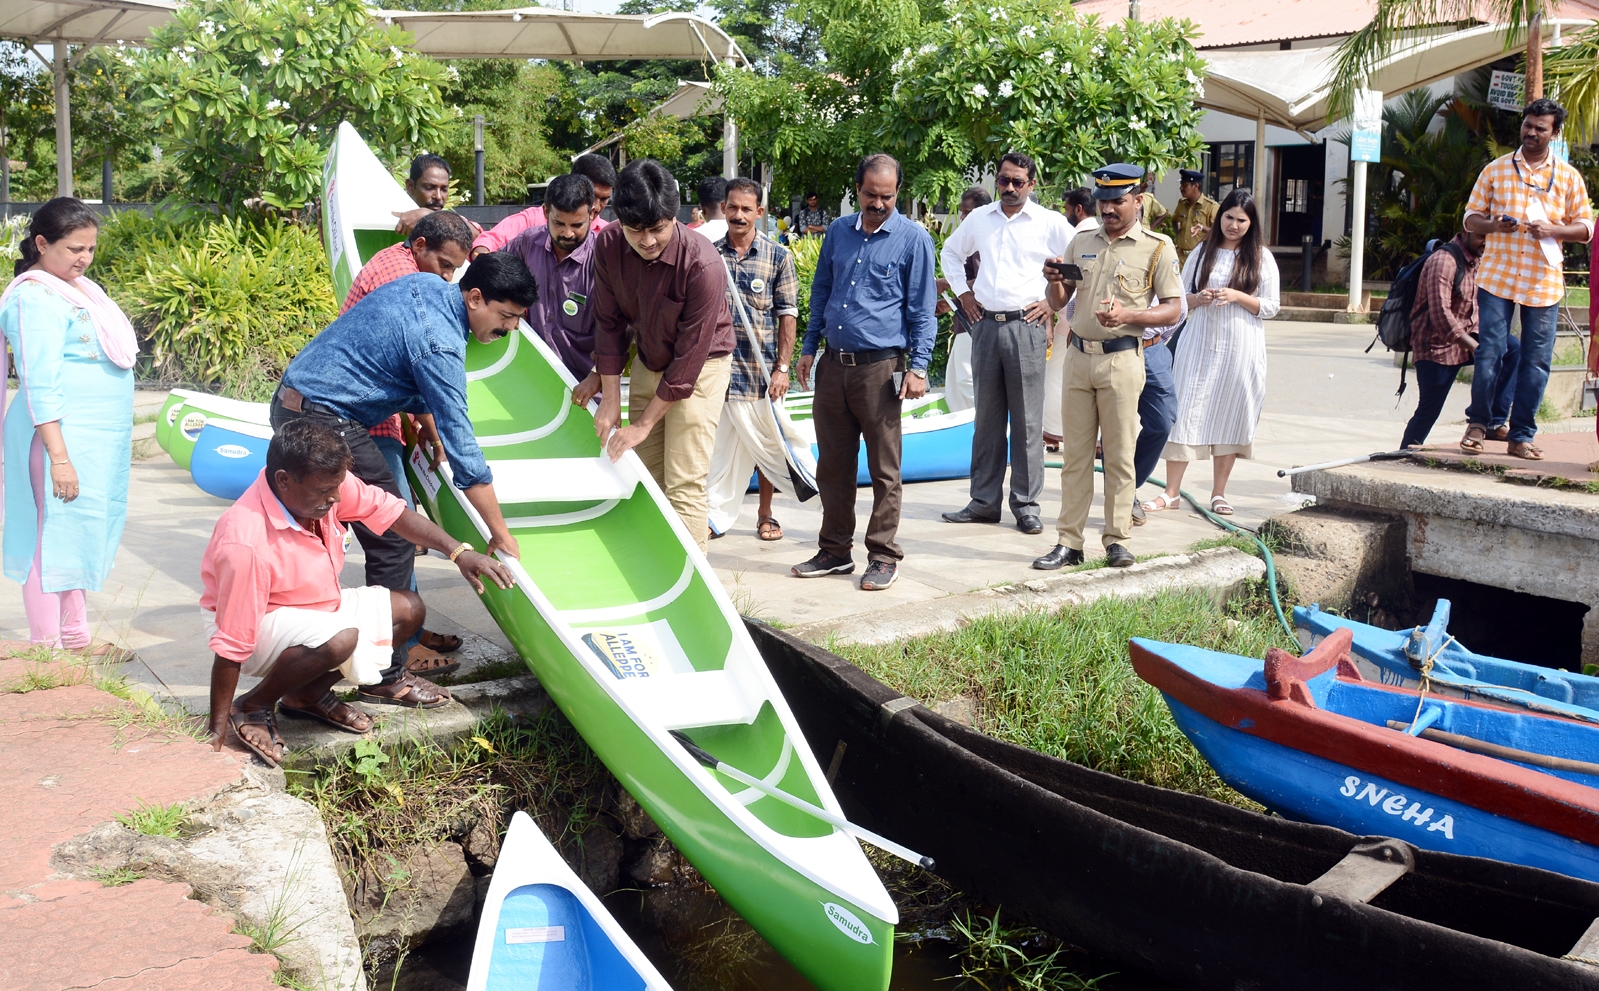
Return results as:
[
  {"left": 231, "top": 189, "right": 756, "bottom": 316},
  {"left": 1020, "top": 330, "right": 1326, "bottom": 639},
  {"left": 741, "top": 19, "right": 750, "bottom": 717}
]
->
[{"left": 964, "top": 313, "right": 1047, "bottom": 520}]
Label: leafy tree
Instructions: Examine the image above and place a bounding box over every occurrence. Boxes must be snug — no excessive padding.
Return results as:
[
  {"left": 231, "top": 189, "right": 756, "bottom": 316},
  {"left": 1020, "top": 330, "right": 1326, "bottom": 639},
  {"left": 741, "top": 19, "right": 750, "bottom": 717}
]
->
[
  {"left": 0, "top": 42, "right": 56, "bottom": 199},
  {"left": 135, "top": 0, "right": 451, "bottom": 210},
  {"left": 71, "top": 47, "right": 159, "bottom": 193}
]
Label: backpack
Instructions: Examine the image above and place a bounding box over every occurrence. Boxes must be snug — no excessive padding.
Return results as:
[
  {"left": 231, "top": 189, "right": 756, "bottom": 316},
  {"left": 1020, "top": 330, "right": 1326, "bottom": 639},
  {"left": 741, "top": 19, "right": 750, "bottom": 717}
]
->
[{"left": 1366, "top": 238, "right": 1467, "bottom": 397}]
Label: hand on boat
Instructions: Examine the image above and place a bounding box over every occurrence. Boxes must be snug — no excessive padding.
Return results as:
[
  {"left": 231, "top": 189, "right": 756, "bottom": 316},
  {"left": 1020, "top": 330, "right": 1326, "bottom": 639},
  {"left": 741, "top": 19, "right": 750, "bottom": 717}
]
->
[
  {"left": 457, "top": 548, "right": 516, "bottom": 593},
  {"left": 571, "top": 372, "right": 602, "bottom": 408},
  {"left": 605, "top": 423, "right": 650, "bottom": 462}
]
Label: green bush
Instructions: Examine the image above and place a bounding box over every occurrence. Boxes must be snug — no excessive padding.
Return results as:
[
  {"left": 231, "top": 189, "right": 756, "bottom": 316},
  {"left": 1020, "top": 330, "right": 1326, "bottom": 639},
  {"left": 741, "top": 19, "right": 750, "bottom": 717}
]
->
[{"left": 100, "top": 210, "right": 334, "bottom": 399}]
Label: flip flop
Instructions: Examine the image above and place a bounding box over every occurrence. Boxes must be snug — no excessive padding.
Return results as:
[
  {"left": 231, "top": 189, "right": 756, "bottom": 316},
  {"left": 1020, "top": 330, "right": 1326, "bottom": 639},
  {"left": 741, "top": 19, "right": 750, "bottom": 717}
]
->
[
  {"left": 227, "top": 706, "right": 284, "bottom": 766},
  {"left": 417, "top": 629, "right": 463, "bottom": 653},
  {"left": 279, "top": 690, "right": 373, "bottom": 734},
  {"left": 358, "top": 671, "right": 451, "bottom": 709},
  {"left": 757, "top": 516, "right": 783, "bottom": 541},
  {"left": 404, "top": 644, "right": 461, "bottom": 679}
]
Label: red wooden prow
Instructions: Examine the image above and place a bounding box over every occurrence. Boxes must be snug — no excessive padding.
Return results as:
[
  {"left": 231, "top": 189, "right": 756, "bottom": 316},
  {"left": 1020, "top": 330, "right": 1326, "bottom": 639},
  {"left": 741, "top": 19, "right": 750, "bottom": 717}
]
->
[{"left": 1264, "top": 627, "right": 1356, "bottom": 708}]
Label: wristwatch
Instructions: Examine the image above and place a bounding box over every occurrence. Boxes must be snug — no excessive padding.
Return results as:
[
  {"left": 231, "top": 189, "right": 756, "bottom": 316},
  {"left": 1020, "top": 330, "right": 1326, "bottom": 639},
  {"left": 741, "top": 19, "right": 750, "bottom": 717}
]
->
[
  {"left": 908, "top": 368, "right": 927, "bottom": 379},
  {"left": 777, "top": 362, "right": 790, "bottom": 374}
]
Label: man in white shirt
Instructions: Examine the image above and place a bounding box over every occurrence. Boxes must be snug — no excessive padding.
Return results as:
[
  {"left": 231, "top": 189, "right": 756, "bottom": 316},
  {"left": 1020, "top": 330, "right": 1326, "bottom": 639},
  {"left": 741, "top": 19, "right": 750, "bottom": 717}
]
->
[
  {"left": 1044, "top": 187, "right": 1098, "bottom": 449},
  {"left": 939, "top": 152, "right": 1074, "bottom": 533},
  {"left": 695, "top": 176, "right": 730, "bottom": 244}
]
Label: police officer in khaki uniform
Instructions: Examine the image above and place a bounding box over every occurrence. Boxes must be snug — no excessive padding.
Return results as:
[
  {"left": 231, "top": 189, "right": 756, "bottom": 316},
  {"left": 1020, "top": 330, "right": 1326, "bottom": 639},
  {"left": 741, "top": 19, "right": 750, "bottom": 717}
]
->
[
  {"left": 1171, "top": 168, "right": 1219, "bottom": 264},
  {"left": 1034, "top": 163, "right": 1183, "bottom": 570}
]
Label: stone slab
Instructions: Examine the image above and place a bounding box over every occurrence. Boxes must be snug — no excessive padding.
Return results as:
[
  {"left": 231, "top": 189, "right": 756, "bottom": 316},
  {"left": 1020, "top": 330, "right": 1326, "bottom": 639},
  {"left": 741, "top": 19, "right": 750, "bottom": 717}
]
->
[
  {"left": 785, "top": 548, "right": 1266, "bottom": 647},
  {"left": 1413, "top": 430, "right": 1599, "bottom": 486}
]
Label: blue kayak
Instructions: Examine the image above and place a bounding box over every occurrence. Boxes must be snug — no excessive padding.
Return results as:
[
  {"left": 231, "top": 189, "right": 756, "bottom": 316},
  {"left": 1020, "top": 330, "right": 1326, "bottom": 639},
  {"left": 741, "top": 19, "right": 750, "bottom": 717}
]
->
[
  {"left": 1296, "top": 601, "right": 1599, "bottom": 724},
  {"left": 1131, "top": 630, "right": 1599, "bottom": 884},
  {"left": 468, "top": 811, "right": 672, "bottom": 991},
  {"left": 190, "top": 419, "right": 271, "bottom": 501}
]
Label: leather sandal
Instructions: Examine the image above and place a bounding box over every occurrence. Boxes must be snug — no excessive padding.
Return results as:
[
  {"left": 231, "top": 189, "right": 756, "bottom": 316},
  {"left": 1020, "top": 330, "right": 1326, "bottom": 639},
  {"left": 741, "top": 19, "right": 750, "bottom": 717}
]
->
[
  {"left": 404, "top": 644, "right": 460, "bottom": 679},
  {"left": 1507, "top": 441, "right": 1545, "bottom": 461},
  {"left": 1143, "top": 494, "right": 1181, "bottom": 511},
  {"left": 228, "top": 706, "right": 284, "bottom": 766},
  {"left": 359, "top": 671, "right": 451, "bottom": 709},
  {"left": 1489, "top": 424, "right": 1510, "bottom": 441},
  {"left": 417, "top": 629, "right": 463, "bottom": 653},
  {"left": 757, "top": 517, "right": 783, "bottom": 541},
  {"left": 279, "top": 690, "right": 373, "bottom": 734},
  {"left": 1210, "top": 495, "right": 1235, "bottom": 516},
  {"left": 1460, "top": 424, "right": 1487, "bottom": 454}
]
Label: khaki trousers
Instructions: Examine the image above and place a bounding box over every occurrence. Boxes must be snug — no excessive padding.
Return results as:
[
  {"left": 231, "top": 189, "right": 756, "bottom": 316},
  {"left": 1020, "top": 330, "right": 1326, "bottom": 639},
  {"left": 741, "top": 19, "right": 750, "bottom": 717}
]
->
[
  {"left": 1056, "top": 344, "right": 1145, "bottom": 550},
  {"left": 629, "top": 355, "right": 731, "bottom": 552}
]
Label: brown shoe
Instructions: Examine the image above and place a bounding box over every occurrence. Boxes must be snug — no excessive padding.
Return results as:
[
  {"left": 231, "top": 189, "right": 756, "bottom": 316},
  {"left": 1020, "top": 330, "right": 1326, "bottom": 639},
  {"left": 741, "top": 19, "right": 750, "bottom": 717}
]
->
[
  {"left": 358, "top": 670, "right": 451, "bottom": 709},
  {"left": 405, "top": 644, "right": 460, "bottom": 679}
]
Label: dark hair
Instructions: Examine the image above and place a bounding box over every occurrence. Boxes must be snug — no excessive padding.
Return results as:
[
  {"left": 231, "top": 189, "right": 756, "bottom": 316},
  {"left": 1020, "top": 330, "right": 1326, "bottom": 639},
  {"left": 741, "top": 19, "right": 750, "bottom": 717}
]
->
[
  {"left": 15, "top": 197, "right": 99, "bottom": 278},
  {"left": 959, "top": 186, "right": 992, "bottom": 210},
  {"left": 999, "top": 151, "right": 1037, "bottom": 182},
  {"left": 855, "top": 154, "right": 902, "bottom": 189},
  {"left": 804, "top": 190, "right": 819, "bottom": 200},
  {"left": 266, "top": 418, "right": 353, "bottom": 483},
  {"left": 572, "top": 153, "right": 618, "bottom": 190},
  {"left": 409, "top": 210, "right": 474, "bottom": 254},
  {"left": 612, "top": 159, "right": 680, "bottom": 228},
  {"left": 1063, "top": 187, "right": 1095, "bottom": 215},
  {"left": 696, "top": 176, "right": 728, "bottom": 207},
  {"left": 1523, "top": 97, "right": 1567, "bottom": 132},
  {"left": 1195, "top": 188, "right": 1264, "bottom": 294},
  {"left": 545, "top": 173, "right": 596, "bottom": 214},
  {"left": 725, "top": 177, "right": 762, "bottom": 203},
  {"left": 459, "top": 250, "right": 539, "bottom": 307},
  {"left": 409, "top": 153, "right": 451, "bottom": 182}
]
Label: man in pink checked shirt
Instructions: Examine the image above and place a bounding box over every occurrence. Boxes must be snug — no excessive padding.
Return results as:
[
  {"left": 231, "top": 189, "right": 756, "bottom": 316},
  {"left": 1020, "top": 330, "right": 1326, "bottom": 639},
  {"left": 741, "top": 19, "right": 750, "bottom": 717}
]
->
[
  {"left": 471, "top": 154, "right": 617, "bottom": 257},
  {"left": 202, "top": 419, "right": 513, "bottom": 767}
]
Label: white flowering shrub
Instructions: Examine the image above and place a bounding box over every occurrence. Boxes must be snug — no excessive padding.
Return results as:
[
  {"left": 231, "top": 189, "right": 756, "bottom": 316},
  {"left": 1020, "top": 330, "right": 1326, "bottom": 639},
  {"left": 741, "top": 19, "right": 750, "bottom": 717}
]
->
[{"left": 136, "top": 0, "right": 450, "bottom": 210}]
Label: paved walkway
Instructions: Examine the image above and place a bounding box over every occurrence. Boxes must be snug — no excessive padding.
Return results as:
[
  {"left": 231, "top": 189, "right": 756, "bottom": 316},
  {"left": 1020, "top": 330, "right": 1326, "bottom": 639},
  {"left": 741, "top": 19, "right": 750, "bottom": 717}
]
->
[
  {"left": 1414, "top": 428, "right": 1599, "bottom": 485},
  {"left": 0, "top": 646, "right": 278, "bottom": 991},
  {"left": 1, "top": 321, "right": 1590, "bottom": 708}
]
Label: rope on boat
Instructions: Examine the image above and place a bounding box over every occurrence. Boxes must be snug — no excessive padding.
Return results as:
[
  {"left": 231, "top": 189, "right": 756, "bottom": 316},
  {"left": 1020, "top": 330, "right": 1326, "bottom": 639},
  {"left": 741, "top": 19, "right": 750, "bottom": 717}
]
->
[
  {"left": 1043, "top": 461, "right": 1296, "bottom": 642},
  {"left": 1409, "top": 633, "right": 1459, "bottom": 728}
]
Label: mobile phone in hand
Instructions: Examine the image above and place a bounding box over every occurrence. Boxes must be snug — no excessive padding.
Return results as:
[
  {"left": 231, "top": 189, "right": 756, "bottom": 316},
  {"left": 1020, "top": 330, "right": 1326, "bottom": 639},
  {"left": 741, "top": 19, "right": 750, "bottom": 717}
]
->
[
  {"left": 892, "top": 370, "right": 905, "bottom": 394},
  {"left": 1046, "top": 261, "right": 1084, "bottom": 281}
]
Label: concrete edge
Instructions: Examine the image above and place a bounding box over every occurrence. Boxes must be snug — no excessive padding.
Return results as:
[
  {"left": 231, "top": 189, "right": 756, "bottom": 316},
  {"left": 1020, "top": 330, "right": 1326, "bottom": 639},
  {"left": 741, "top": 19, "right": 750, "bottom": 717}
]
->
[
  {"left": 783, "top": 547, "right": 1268, "bottom": 647},
  {"left": 1293, "top": 463, "right": 1599, "bottom": 540}
]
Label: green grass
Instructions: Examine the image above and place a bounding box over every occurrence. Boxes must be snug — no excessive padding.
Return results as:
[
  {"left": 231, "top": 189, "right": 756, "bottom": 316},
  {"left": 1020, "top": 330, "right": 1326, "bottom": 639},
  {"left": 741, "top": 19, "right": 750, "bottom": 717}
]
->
[
  {"left": 835, "top": 591, "right": 1292, "bottom": 807},
  {"left": 89, "top": 865, "right": 145, "bottom": 887},
  {"left": 433, "top": 655, "right": 527, "bottom": 687},
  {"left": 116, "top": 800, "right": 188, "bottom": 838},
  {"left": 1537, "top": 397, "right": 1561, "bottom": 423},
  {"left": 952, "top": 910, "right": 1112, "bottom": 990}
]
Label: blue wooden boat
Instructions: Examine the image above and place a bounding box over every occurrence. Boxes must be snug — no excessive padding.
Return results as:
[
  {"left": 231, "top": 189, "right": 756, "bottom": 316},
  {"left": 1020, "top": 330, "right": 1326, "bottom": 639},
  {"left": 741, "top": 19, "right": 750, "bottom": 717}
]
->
[
  {"left": 1297, "top": 601, "right": 1599, "bottom": 724},
  {"left": 190, "top": 419, "right": 271, "bottom": 501},
  {"left": 467, "top": 811, "right": 672, "bottom": 991},
  {"left": 781, "top": 391, "right": 978, "bottom": 483},
  {"left": 1131, "top": 628, "right": 1599, "bottom": 884}
]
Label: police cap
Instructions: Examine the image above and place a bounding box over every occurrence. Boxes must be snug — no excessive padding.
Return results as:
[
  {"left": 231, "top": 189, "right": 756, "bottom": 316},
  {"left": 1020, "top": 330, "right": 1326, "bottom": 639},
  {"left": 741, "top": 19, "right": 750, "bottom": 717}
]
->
[
  {"left": 1092, "top": 163, "right": 1144, "bottom": 200},
  {"left": 1178, "top": 168, "right": 1205, "bottom": 184}
]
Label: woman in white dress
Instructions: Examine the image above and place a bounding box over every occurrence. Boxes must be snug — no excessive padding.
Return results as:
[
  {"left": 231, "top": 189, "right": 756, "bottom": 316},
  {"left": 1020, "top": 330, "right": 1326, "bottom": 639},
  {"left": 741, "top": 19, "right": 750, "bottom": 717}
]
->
[{"left": 1146, "top": 189, "right": 1279, "bottom": 516}]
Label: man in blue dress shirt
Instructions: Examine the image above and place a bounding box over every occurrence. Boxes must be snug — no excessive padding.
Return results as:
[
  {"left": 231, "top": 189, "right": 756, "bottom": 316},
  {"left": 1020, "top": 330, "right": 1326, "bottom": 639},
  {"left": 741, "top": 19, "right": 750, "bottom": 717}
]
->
[{"left": 792, "top": 154, "right": 937, "bottom": 591}]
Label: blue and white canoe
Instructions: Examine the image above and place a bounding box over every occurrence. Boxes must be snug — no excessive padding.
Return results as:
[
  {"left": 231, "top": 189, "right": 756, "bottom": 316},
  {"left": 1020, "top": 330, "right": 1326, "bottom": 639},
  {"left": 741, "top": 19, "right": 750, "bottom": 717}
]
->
[
  {"left": 190, "top": 419, "right": 271, "bottom": 501},
  {"left": 1297, "top": 601, "right": 1599, "bottom": 724},
  {"left": 467, "top": 811, "right": 673, "bottom": 991},
  {"left": 780, "top": 391, "right": 979, "bottom": 484},
  {"left": 162, "top": 394, "right": 272, "bottom": 471},
  {"left": 1131, "top": 628, "right": 1599, "bottom": 884}
]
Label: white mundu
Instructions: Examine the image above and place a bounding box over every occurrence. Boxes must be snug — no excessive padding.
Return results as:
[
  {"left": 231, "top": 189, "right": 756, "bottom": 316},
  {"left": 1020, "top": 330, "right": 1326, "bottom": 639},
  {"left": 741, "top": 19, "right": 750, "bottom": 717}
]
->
[{"left": 940, "top": 199, "right": 1075, "bottom": 311}]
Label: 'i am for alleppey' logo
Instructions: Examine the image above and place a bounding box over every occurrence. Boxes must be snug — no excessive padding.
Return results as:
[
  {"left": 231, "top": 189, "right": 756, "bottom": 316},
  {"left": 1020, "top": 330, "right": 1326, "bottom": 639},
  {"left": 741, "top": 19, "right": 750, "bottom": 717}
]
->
[{"left": 822, "top": 902, "right": 875, "bottom": 944}]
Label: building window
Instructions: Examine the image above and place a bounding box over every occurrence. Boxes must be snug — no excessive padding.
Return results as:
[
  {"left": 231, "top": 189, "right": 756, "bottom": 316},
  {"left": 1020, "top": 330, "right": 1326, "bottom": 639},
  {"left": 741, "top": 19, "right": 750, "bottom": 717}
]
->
[
  {"left": 1284, "top": 178, "right": 1309, "bottom": 214},
  {"left": 1204, "top": 142, "right": 1254, "bottom": 201}
]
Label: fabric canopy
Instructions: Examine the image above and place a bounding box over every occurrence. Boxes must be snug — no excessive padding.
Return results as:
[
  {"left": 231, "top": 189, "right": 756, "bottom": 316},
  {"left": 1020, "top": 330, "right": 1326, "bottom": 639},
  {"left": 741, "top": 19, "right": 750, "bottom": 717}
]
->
[
  {"left": 0, "top": 0, "right": 175, "bottom": 44},
  {"left": 1200, "top": 19, "right": 1590, "bottom": 134},
  {"left": 375, "top": 8, "right": 747, "bottom": 64}
]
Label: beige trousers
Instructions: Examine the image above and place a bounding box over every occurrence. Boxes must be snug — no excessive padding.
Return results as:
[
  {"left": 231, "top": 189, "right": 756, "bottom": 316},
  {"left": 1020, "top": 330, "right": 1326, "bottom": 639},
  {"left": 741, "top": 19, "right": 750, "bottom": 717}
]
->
[
  {"left": 629, "top": 355, "right": 732, "bottom": 552},
  {"left": 1056, "top": 344, "right": 1145, "bottom": 551}
]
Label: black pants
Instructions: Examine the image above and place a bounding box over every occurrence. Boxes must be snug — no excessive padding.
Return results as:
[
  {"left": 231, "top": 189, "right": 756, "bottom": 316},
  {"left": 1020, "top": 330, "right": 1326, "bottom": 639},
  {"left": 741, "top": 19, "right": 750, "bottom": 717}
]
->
[{"left": 269, "top": 397, "right": 415, "bottom": 684}]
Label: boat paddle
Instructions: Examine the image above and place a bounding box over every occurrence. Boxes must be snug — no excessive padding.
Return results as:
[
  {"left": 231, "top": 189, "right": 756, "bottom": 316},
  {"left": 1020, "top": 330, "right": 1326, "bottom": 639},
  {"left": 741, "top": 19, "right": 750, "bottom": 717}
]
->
[
  {"left": 1277, "top": 450, "right": 1412, "bottom": 478},
  {"left": 670, "top": 730, "right": 935, "bottom": 870}
]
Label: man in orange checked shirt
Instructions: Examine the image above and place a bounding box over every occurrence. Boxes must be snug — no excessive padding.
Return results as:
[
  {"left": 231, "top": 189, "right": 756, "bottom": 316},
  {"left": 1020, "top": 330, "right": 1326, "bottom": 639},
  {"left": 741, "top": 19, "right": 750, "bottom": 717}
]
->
[
  {"left": 339, "top": 209, "right": 475, "bottom": 678},
  {"left": 1462, "top": 97, "right": 1593, "bottom": 461}
]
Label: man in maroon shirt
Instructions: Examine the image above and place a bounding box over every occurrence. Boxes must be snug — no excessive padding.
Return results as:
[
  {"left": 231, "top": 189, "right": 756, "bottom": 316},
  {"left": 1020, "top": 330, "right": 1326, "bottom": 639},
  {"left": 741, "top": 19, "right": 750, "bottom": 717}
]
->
[
  {"left": 591, "top": 159, "right": 735, "bottom": 551},
  {"left": 1401, "top": 230, "right": 1519, "bottom": 448}
]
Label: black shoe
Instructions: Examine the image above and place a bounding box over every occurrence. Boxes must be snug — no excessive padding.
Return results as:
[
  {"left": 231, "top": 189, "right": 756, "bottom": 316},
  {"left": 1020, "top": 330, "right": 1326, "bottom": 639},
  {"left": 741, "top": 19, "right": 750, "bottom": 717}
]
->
[
  {"left": 792, "top": 551, "right": 854, "bottom": 578},
  {"left": 859, "top": 561, "right": 898, "bottom": 590},
  {"left": 941, "top": 508, "right": 1000, "bottom": 524},
  {"left": 1131, "top": 500, "right": 1147, "bottom": 526},
  {"left": 1032, "top": 544, "right": 1084, "bottom": 570},
  {"left": 1016, "top": 515, "right": 1043, "bottom": 535},
  {"left": 1105, "top": 543, "right": 1136, "bottom": 568}
]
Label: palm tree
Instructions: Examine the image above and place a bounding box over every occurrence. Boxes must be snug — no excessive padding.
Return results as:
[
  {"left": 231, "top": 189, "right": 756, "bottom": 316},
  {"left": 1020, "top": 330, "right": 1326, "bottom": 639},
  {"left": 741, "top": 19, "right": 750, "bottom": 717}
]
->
[{"left": 1329, "top": 0, "right": 1550, "bottom": 123}]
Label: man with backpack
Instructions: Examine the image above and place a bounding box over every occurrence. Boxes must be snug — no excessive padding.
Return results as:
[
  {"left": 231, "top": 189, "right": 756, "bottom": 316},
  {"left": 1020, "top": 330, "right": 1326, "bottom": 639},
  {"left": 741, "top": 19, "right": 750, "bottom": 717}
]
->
[{"left": 1399, "top": 230, "right": 1520, "bottom": 449}]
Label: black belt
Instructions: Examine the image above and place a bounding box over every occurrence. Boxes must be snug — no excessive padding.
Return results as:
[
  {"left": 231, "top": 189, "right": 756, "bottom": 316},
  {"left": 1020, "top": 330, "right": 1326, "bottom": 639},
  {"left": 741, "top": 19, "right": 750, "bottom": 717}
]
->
[
  {"left": 273, "top": 385, "right": 344, "bottom": 419},
  {"left": 826, "top": 346, "right": 901, "bottom": 366},
  {"left": 1069, "top": 335, "right": 1141, "bottom": 354},
  {"left": 982, "top": 308, "right": 1029, "bottom": 323}
]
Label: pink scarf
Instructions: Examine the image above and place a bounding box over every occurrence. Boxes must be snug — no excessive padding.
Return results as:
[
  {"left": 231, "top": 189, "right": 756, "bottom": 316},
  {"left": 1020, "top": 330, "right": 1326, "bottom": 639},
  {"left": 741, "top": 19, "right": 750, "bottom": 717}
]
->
[{"left": 0, "top": 269, "right": 139, "bottom": 370}]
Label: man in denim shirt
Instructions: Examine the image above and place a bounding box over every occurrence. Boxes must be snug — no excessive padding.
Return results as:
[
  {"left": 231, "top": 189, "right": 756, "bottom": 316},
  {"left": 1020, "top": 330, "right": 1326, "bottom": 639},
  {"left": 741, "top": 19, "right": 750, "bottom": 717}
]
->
[
  {"left": 793, "top": 154, "right": 937, "bottom": 591},
  {"left": 271, "top": 253, "right": 537, "bottom": 707}
]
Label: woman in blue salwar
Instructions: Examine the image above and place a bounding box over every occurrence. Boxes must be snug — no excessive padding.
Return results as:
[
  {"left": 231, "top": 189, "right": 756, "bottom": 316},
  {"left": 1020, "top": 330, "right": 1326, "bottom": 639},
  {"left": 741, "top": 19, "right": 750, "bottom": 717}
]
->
[{"left": 0, "top": 198, "right": 136, "bottom": 650}]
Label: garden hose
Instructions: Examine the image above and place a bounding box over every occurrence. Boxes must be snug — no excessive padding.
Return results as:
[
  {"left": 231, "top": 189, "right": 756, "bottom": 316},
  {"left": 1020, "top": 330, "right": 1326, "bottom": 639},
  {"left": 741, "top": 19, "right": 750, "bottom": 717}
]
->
[{"left": 1041, "top": 460, "right": 1295, "bottom": 642}]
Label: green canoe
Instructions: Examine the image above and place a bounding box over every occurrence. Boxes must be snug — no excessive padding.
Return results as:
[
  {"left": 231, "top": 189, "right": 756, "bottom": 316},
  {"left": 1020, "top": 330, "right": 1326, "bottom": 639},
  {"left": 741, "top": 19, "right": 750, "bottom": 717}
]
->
[
  {"left": 155, "top": 388, "right": 198, "bottom": 454},
  {"left": 160, "top": 392, "right": 271, "bottom": 471},
  {"left": 403, "top": 324, "right": 898, "bottom": 991},
  {"left": 321, "top": 121, "right": 411, "bottom": 306}
]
